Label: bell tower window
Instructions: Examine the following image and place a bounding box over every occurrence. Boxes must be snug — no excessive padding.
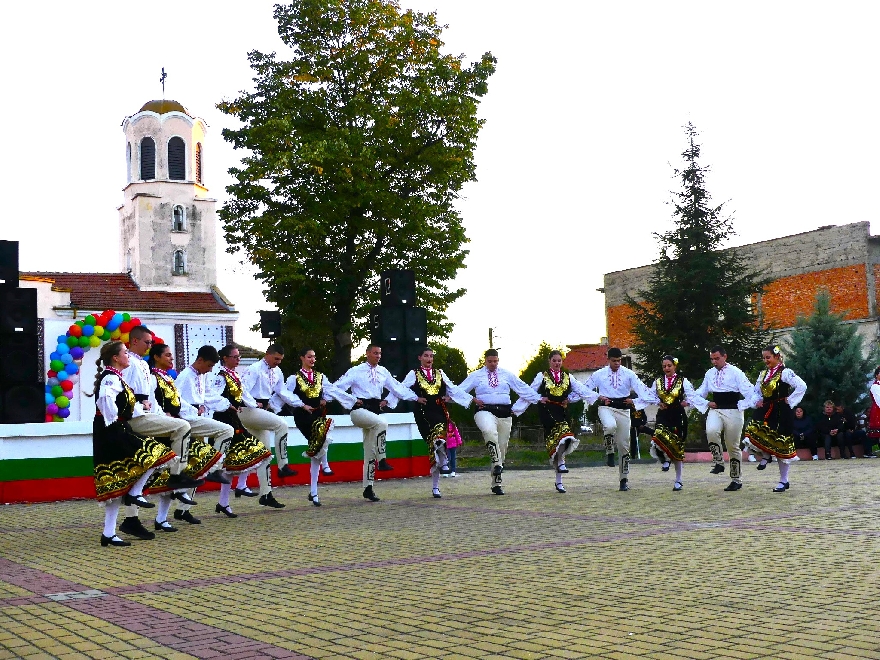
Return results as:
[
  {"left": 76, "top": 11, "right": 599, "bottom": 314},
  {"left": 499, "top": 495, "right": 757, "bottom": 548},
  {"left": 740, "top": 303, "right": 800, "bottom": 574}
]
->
[
  {"left": 126, "top": 143, "right": 132, "bottom": 183},
  {"left": 168, "top": 137, "right": 186, "bottom": 180},
  {"left": 172, "top": 205, "right": 187, "bottom": 232},
  {"left": 173, "top": 250, "right": 187, "bottom": 276},
  {"left": 195, "top": 143, "right": 203, "bottom": 184},
  {"left": 140, "top": 137, "right": 156, "bottom": 180}
]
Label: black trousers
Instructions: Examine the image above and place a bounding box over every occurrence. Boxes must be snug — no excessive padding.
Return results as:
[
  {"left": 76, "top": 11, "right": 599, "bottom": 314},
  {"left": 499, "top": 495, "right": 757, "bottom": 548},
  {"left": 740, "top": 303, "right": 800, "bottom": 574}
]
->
[
  {"left": 824, "top": 432, "right": 855, "bottom": 458},
  {"left": 794, "top": 431, "right": 818, "bottom": 457}
]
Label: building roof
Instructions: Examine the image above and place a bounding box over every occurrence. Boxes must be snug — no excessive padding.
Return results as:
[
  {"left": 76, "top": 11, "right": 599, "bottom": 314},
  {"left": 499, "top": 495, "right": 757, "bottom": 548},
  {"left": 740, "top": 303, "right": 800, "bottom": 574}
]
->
[
  {"left": 563, "top": 343, "right": 608, "bottom": 372},
  {"left": 20, "top": 272, "right": 235, "bottom": 314},
  {"left": 138, "top": 99, "right": 189, "bottom": 115}
]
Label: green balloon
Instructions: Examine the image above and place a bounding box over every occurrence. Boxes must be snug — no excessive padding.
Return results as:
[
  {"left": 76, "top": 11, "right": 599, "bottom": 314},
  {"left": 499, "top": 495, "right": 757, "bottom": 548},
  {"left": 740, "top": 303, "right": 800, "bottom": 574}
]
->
[
  {"left": 51, "top": 385, "right": 63, "bottom": 397},
  {"left": 75, "top": 319, "right": 85, "bottom": 326},
  {"left": 56, "top": 396, "right": 70, "bottom": 408},
  {"left": 66, "top": 336, "right": 78, "bottom": 347},
  {"left": 78, "top": 336, "right": 91, "bottom": 348},
  {"left": 101, "top": 329, "right": 112, "bottom": 340},
  {"left": 84, "top": 315, "right": 96, "bottom": 326},
  {"left": 49, "top": 359, "right": 64, "bottom": 372},
  {"left": 122, "top": 313, "right": 131, "bottom": 322}
]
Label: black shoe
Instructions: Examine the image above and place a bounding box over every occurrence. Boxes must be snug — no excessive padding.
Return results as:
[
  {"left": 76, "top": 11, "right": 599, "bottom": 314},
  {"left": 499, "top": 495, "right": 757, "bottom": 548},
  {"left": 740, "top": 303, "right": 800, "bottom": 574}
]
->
[
  {"left": 173, "top": 510, "right": 202, "bottom": 524},
  {"left": 234, "top": 487, "right": 258, "bottom": 498},
  {"left": 492, "top": 464, "right": 504, "bottom": 477},
  {"left": 122, "top": 493, "right": 155, "bottom": 509},
  {"left": 321, "top": 467, "right": 335, "bottom": 476},
  {"left": 825, "top": 455, "right": 833, "bottom": 460},
  {"left": 710, "top": 464, "right": 726, "bottom": 475},
  {"left": 673, "top": 482, "right": 683, "bottom": 492},
  {"left": 439, "top": 465, "right": 451, "bottom": 474},
  {"left": 377, "top": 458, "right": 394, "bottom": 471},
  {"left": 204, "top": 471, "right": 231, "bottom": 485},
  {"left": 619, "top": 479, "right": 629, "bottom": 492},
  {"left": 724, "top": 481, "right": 742, "bottom": 492},
  {"left": 277, "top": 464, "right": 298, "bottom": 478},
  {"left": 555, "top": 483, "right": 566, "bottom": 493},
  {"left": 661, "top": 462, "right": 670, "bottom": 472},
  {"left": 432, "top": 488, "right": 442, "bottom": 499},
  {"left": 119, "top": 516, "right": 156, "bottom": 540},
  {"left": 171, "top": 491, "right": 197, "bottom": 506},
  {"left": 556, "top": 465, "right": 569, "bottom": 474},
  {"left": 491, "top": 485, "right": 505, "bottom": 495},
  {"left": 166, "top": 474, "right": 205, "bottom": 489},
  {"left": 308, "top": 493, "right": 322, "bottom": 506},
  {"left": 258, "top": 493, "right": 285, "bottom": 508},
  {"left": 101, "top": 534, "right": 131, "bottom": 547},
  {"left": 606, "top": 454, "right": 615, "bottom": 468},
  {"left": 363, "top": 486, "right": 380, "bottom": 502},
  {"left": 784, "top": 482, "right": 790, "bottom": 490},
  {"left": 215, "top": 504, "right": 238, "bottom": 518},
  {"left": 773, "top": 484, "right": 787, "bottom": 493},
  {"left": 153, "top": 520, "right": 178, "bottom": 532},
  {"left": 757, "top": 460, "right": 768, "bottom": 471}
]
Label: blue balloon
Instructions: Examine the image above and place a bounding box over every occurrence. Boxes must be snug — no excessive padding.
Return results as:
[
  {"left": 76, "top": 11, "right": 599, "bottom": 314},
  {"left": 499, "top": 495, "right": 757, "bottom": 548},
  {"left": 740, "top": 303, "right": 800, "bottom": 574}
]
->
[
  {"left": 58, "top": 407, "right": 71, "bottom": 418},
  {"left": 61, "top": 354, "right": 73, "bottom": 364},
  {"left": 81, "top": 325, "right": 94, "bottom": 337},
  {"left": 56, "top": 370, "right": 69, "bottom": 381},
  {"left": 107, "top": 314, "right": 123, "bottom": 331},
  {"left": 47, "top": 377, "right": 60, "bottom": 387},
  {"left": 65, "top": 363, "right": 80, "bottom": 375},
  {"left": 49, "top": 351, "right": 61, "bottom": 361},
  {"left": 45, "top": 393, "right": 55, "bottom": 404},
  {"left": 57, "top": 335, "right": 68, "bottom": 345},
  {"left": 167, "top": 369, "right": 178, "bottom": 379},
  {"left": 57, "top": 343, "right": 70, "bottom": 355}
]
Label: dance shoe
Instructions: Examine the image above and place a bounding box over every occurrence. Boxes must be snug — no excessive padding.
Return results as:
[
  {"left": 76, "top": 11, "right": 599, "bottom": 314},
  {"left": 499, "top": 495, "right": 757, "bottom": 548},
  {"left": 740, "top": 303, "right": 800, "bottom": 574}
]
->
[
  {"left": 234, "top": 487, "right": 258, "bottom": 498},
  {"left": 757, "top": 460, "right": 768, "bottom": 470},
  {"left": 772, "top": 483, "right": 789, "bottom": 493},
  {"left": 491, "top": 486, "right": 505, "bottom": 496},
  {"left": 308, "top": 493, "right": 322, "bottom": 506},
  {"left": 277, "top": 465, "right": 299, "bottom": 478},
  {"left": 555, "top": 483, "right": 566, "bottom": 493},
  {"left": 661, "top": 462, "right": 670, "bottom": 472},
  {"left": 363, "top": 486, "right": 380, "bottom": 502},
  {"left": 723, "top": 481, "right": 742, "bottom": 492},
  {"left": 205, "top": 471, "right": 231, "bottom": 484},
  {"left": 440, "top": 465, "right": 451, "bottom": 474},
  {"left": 173, "top": 510, "right": 202, "bottom": 524},
  {"left": 215, "top": 504, "right": 238, "bottom": 518},
  {"left": 258, "top": 493, "right": 285, "bottom": 508},
  {"left": 432, "top": 488, "right": 442, "bottom": 499},
  {"left": 321, "top": 467, "right": 335, "bottom": 475},
  {"left": 171, "top": 491, "right": 197, "bottom": 506},
  {"left": 377, "top": 458, "right": 394, "bottom": 471},
  {"left": 710, "top": 464, "right": 726, "bottom": 475},
  {"left": 153, "top": 520, "right": 178, "bottom": 532},
  {"left": 119, "top": 516, "right": 156, "bottom": 540},
  {"left": 100, "top": 534, "right": 131, "bottom": 547},
  {"left": 673, "top": 482, "right": 683, "bottom": 492},
  {"left": 166, "top": 474, "right": 204, "bottom": 489},
  {"left": 556, "top": 464, "right": 569, "bottom": 474},
  {"left": 619, "top": 479, "right": 629, "bottom": 492},
  {"left": 122, "top": 494, "right": 155, "bottom": 509}
]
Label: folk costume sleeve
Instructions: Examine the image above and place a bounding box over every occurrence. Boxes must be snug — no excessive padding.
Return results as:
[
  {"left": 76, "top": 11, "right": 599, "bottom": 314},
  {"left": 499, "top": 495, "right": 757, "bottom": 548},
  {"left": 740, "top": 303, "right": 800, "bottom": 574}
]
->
[
  {"left": 97, "top": 375, "right": 123, "bottom": 425},
  {"left": 511, "top": 372, "right": 542, "bottom": 416},
  {"left": 442, "top": 371, "right": 474, "bottom": 408},
  {"left": 781, "top": 368, "right": 807, "bottom": 408},
  {"left": 683, "top": 378, "right": 710, "bottom": 414}
]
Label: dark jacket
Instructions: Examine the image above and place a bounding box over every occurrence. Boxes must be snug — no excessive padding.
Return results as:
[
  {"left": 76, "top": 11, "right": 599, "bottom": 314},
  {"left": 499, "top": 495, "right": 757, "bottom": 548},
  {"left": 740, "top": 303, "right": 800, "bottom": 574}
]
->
[
  {"left": 837, "top": 408, "right": 857, "bottom": 432},
  {"left": 792, "top": 414, "right": 815, "bottom": 438},
  {"left": 817, "top": 412, "right": 844, "bottom": 436}
]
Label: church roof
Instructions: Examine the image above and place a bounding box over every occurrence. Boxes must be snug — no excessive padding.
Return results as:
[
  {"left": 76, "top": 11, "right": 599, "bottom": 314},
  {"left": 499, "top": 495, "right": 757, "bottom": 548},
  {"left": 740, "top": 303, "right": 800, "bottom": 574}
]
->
[
  {"left": 20, "top": 272, "right": 235, "bottom": 314},
  {"left": 138, "top": 99, "right": 189, "bottom": 115}
]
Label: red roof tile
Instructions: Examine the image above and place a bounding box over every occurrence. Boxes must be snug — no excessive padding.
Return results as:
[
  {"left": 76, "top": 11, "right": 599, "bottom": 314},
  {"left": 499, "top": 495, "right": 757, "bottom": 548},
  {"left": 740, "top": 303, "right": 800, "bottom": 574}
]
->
[
  {"left": 20, "top": 272, "right": 235, "bottom": 314},
  {"left": 563, "top": 344, "right": 608, "bottom": 372}
]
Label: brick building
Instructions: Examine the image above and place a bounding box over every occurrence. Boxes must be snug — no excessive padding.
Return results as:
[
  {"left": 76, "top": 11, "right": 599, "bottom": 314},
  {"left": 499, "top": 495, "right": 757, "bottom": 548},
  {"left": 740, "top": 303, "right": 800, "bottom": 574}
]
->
[{"left": 603, "top": 222, "right": 880, "bottom": 354}]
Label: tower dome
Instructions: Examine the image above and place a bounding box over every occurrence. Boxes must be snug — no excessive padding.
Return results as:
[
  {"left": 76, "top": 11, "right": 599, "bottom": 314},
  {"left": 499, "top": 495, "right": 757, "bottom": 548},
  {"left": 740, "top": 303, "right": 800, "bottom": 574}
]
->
[{"left": 138, "top": 99, "right": 190, "bottom": 115}]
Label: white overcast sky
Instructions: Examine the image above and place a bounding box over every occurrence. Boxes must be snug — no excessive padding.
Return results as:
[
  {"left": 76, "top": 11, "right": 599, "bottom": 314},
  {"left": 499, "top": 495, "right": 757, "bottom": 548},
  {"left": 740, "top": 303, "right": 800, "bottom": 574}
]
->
[{"left": 2, "top": 1, "right": 878, "bottom": 370}]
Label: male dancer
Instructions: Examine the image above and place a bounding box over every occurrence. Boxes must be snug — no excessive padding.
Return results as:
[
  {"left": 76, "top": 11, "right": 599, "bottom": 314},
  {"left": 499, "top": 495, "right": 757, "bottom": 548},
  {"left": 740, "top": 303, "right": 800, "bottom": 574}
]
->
[
  {"left": 240, "top": 344, "right": 296, "bottom": 508},
  {"left": 583, "top": 348, "right": 652, "bottom": 491},
  {"left": 170, "top": 345, "right": 236, "bottom": 524},
  {"left": 694, "top": 346, "right": 756, "bottom": 492},
  {"left": 120, "top": 325, "right": 200, "bottom": 539},
  {"left": 459, "top": 349, "right": 541, "bottom": 495},
  {"left": 335, "top": 344, "right": 419, "bottom": 501}
]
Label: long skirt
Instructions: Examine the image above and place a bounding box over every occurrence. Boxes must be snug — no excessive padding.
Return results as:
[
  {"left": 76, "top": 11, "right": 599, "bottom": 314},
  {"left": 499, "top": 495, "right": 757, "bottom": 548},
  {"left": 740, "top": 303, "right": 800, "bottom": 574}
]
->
[
  {"left": 293, "top": 407, "right": 334, "bottom": 459},
  {"left": 92, "top": 418, "right": 176, "bottom": 502},
  {"left": 744, "top": 399, "right": 797, "bottom": 461},
  {"left": 212, "top": 408, "right": 274, "bottom": 474},
  {"left": 415, "top": 400, "right": 449, "bottom": 470},
  {"left": 539, "top": 402, "right": 580, "bottom": 464},
  {"left": 650, "top": 405, "right": 687, "bottom": 462}
]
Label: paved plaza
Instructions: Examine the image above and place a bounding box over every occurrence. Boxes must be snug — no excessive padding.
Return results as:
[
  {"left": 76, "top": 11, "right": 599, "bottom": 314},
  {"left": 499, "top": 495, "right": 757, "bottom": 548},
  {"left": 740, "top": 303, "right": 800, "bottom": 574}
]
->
[{"left": 1, "top": 460, "right": 880, "bottom": 660}]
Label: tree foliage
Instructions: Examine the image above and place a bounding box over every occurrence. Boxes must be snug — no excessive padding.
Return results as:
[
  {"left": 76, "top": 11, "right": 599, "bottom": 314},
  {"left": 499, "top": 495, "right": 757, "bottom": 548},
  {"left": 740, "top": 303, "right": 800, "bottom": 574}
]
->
[
  {"left": 218, "top": 0, "right": 496, "bottom": 377},
  {"left": 785, "top": 290, "right": 876, "bottom": 414},
  {"left": 626, "top": 122, "right": 770, "bottom": 380}
]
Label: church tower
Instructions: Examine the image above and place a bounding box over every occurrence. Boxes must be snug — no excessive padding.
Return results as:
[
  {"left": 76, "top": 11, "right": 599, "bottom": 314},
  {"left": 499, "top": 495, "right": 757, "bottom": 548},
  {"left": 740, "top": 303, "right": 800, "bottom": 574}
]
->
[{"left": 119, "top": 99, "right": 218, "bottom": 292}]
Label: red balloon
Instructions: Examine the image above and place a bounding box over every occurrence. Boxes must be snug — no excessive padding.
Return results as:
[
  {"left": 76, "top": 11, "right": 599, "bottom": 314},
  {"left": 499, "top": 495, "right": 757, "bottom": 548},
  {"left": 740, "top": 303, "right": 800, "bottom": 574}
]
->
[
  {"left": 48, "top": 370, "right": 57, "bottom": 378},
  {"left": 104, "top": 309, "right": 115, "bottom": 317},
  {"left": 119, "top": 321, "right": 131, "bottom": 333},
  {"left": 68, "top": 325, "right": 83, "bottom": 337},
  {"left": 153, "top": 337, "right": 164, "bottom": 345},
  {"left": 60, "top": 380, "right": 73, "bottom": 391},
  {"left": 45, "top": 414, "right": 54, "bottom": 423},
  {"left": 131, "top": 317, "right": 141, "bottom": 326}
]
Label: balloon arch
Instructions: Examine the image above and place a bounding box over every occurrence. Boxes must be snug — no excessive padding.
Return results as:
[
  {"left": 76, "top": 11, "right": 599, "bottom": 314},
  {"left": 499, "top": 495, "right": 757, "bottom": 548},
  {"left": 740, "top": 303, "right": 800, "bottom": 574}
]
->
[{"left": 45, "top": 309, "right": 176, "bottom": 422}]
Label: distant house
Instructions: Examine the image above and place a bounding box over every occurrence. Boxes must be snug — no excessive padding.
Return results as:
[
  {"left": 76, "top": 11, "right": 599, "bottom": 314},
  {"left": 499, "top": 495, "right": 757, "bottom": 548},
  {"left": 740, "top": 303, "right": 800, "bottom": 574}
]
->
[{"left": 563, "top": 342, "right": 609, "bottom": 383}]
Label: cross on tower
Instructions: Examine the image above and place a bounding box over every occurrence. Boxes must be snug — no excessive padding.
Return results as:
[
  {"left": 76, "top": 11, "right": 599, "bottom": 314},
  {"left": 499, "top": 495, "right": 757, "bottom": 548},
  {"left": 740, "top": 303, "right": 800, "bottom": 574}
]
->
[{"left": 159, "top": 67, "right": 167, "bottom": 97}]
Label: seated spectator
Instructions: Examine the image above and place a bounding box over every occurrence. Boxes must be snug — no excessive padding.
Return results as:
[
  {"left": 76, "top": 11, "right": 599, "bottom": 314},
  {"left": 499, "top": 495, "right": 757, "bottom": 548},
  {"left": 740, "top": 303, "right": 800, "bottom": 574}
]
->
[
  {"left": 835, "top": 403, "right": 858, "bottom": 459},
  {"left": 817, "top": 400, "right": 844, "bottom": 460},
  {"left": 792, "top": 406, "right": 818, "bottom": 460}
]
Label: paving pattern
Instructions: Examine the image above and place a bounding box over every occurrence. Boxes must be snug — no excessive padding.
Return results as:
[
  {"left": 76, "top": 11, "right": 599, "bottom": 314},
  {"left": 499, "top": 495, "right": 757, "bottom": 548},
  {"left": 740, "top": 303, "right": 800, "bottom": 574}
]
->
[{"left": 2, "top": 459, "right": 880, "bottom": 659}]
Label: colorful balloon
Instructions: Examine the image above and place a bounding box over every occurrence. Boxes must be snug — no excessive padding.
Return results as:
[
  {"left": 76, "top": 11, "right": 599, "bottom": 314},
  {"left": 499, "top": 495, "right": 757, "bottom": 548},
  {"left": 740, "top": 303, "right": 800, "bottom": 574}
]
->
[
  {"left": 122, "top": 313, "right": 131, "bottom": 322},
  {"left": 89, "top": 335, "right": 101, "bottom": 347},
  {"left": 56, "top": 396, "right": 70, "bottom": 409},
  {"left": 49, "top": 352, "right": 61, "bottom": 362},
  {"left": 58, "top": 408, "right": 71, "bottom": 419},
  {"left": 57, "top": 343, "right": 70, "bottom": 355},
  {"left": 60, "top": 354, "right": 73, "bottom": 365},
  {"left": 65, "top": 363, "right": 80, "bottom": 375},
  {"left": 81, "top": 325, "right": 94, "bottom": 337},
  {"left": 93, "top": 325, "right": 104, "bottom": 337},
  {"left": 49, "top": 359, "right": 64, "bottom": 372},
  {"left": 45, "top": 414, "right": 54, "bottom": 423},
  {"left": 46, "top": 403, "right": 59, "bottom": 415},
  {"left": 59, "top": 380, "right": 73, "bottom": 391},
  {"left": 44, "top": 393, "right": 55, "bottom": 405},
  {"left": 50, "top": 385, "right": 63, "bottom": 397},
  {"left": 70, "top": 347, "right": 84, "bottom": 360},
  {"left": 66, "top": 335, "right": 79, "bottom": 347},
  {"left": 78, "top": 336, "right": 90, "bottom": 348},
  {"left": 56, "top": 370, "right": 69, "bottom": 382},
  {"left": 84, "top": 315, "right": 96, "bottom": 326},
  {"left": 110, "top": 329, "right": 121, "bottom": 340},
  {"left": 120, "top": 333, "right": 130, "bottom": 343}
]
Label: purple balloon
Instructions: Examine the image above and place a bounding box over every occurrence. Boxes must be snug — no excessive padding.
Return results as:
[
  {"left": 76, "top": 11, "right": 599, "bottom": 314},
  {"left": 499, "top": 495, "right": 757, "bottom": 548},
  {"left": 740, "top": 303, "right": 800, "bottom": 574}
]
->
[
  {"left": 58, "top": 407, "right": 71, "bottom": 418},
  {"left": 62, "top": 390, "right": 73, "bottom": 399},
  {"left": 46, "top": 404, "right": 59, "bottom": 415},
  {"left": 70, "top": 347, "right": 85, "bottom": 360}
]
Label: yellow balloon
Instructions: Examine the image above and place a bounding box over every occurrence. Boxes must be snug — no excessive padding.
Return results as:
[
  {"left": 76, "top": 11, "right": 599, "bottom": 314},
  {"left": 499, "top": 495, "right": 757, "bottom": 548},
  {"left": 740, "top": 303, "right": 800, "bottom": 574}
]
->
[
  {"left": 120, "top": 333, "right": 130, "bottom": 343},
  {"left": 89, "top": 335, "right": 101, "bottom": 347},
  {"left": 93, "top": 325, "right": 105, "bottom": 336},
  {"left": 111, "top": 329, "right": 121, "bottom": 340}
]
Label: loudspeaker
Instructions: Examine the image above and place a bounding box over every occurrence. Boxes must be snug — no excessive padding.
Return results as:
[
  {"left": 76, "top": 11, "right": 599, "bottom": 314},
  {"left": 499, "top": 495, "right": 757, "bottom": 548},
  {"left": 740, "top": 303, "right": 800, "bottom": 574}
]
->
[
  {"left": 0, "top": 240, "right": 19, "bottom": 289},
  {"left": 404, "top": 307, "right": 427, "bottom": 343},
  {"left": 0, "top": 333, "right": 40, "bottom": 385},
  {"left": 0, "top": 287, "right": 38, "bottom": 334},
  {"left": 380, "top": 270, "right": 415, "bottom": 306},
  {"left": 371, "top": 307, "right": 405, "bottom": 343},
  {"left": 259, "top": 311, "right": 282, "bottom": 338},
  {"left": 0, "top": 382, "right": 45, "bottom": 424},
  {"left": 379, "top": 341, "right": 422, "bottom": 380}
]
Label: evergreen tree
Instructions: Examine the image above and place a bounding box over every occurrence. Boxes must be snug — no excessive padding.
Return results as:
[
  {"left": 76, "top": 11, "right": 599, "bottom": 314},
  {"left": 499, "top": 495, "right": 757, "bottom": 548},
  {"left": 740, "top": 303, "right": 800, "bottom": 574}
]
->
[
  {"left": 627, "top": 122, "right": 770, "bottom": 379},
  {"left": 785, "top": 290, "right": 875, "bottom": 413}
]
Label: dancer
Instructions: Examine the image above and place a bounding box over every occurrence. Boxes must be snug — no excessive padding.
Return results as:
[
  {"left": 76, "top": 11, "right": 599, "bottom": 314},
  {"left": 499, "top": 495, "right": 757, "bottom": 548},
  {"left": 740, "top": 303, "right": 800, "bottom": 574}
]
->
[
  {"left": 694, "top": 346, "right": 756, "bottom": 492},
  {"left": 743, "top": 345, "right": 807, "bottom": 493},
  {"left": 276, "top": 347, "right": 355, "bottom": 506},
  {"left": 335, "top": 344, "right": 420, "bottom": 502},
  {"left": 583, "top": 348, "right": 652, "bottom": 491},
  {"left": 92, "top": 341, "right": 176, "bottom": 547},
  {"left": 512, "top": 350, "right": 596, "bottom": 493},
  {"left": 400, "top": 347, "right": 472, "bottom": 499},
  {"left": 239, "top": 344, "right": 296, "bottom": 508},
  {"left": 459, "top": 349, "right": 541, "bottom": 495},
  {"left": 636, "top": 355, "right": 708, "bottom": 492},
  {"left": 209, "top": 345, "right": 274, "bottom": 506},
  {"left": 164, "top": 345, "right": 239, "bottom": 522},
  {"left": 867, "top": 367, "right": 880, "bottom": 453}
]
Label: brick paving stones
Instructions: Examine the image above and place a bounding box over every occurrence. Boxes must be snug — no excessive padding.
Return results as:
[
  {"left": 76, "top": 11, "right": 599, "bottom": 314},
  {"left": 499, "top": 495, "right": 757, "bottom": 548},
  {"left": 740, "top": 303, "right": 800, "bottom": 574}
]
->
[{"left": 2, "top": 461, "right": 880, "bottom": 658}]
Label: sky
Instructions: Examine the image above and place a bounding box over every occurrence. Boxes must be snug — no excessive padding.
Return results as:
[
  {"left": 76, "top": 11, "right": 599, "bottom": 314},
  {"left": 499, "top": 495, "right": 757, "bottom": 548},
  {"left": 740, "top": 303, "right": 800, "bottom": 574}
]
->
[{"left": 3, "top": 1, "right": 879, "bottom": 372}]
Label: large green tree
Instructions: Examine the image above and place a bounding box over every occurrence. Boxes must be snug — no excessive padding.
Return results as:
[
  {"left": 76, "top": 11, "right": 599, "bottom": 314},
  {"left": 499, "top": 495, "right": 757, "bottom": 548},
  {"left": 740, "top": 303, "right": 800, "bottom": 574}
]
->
[
  {"left": 627, "top": 123, "right": 770, "bottom": 380},
  {"left": 785, "top": 290, "right": 875, "bottom": 414},
  {"left": 219, "top": 0, "right": 496, "bottom": 377}
]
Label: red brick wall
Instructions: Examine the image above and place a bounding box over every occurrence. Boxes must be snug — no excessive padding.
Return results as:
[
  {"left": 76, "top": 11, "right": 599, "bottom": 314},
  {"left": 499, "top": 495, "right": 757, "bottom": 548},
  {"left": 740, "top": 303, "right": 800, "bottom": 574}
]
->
[
  {"left": 761, "top": 265, "right": 868, "bottom": 328},
  {"left": 606, "top": 304, "right": 638, "bottom": 349}
]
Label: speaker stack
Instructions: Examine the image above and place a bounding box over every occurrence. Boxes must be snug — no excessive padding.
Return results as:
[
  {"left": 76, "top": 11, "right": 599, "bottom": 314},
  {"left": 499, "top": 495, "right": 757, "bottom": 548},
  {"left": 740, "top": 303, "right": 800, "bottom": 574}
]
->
[
  {"left": 0, "top": 241, "right": 43, "bottom": 424},
  {"left": 370, "top": 270, "right": 428, "bottom": 380}
]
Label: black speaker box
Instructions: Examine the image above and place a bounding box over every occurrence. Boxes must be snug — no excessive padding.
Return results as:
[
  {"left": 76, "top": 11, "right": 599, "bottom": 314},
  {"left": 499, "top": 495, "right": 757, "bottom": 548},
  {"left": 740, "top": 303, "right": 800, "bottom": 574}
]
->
[
  {"left": 259, "top": 311, "right": 282, "bottom": 338},
  {"left": 0, "top": 287, "right": 38, "bottom": 334},
  {"left": 0, "top": 382, "right": 45, "bottom": 424},
  {"left": 0, "top": 240, "right": 19, "bottom": 289},
  {"left": 404, "top": 307, "right": 427, "bottom": 344},
  {"left": 0, "top": 333, "right": 40, "bottom": 385},
  {"left": 371, "top": 306, "right": 405, "bottom": 343},
  {"left": 379, "top": 341, "right": 422, "bottom": 380},
  {"left": 380, "top": 270, "right": 415, "bottom": 306}
]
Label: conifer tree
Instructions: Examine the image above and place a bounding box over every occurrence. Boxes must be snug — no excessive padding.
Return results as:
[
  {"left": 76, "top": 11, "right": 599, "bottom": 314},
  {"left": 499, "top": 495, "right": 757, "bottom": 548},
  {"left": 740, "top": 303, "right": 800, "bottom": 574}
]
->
[
  {"left": 785, "top": 290, "right": 875, "bottom": 413},
  {"left": 627, "top": 123, "right": 770, "bottom": 379}
]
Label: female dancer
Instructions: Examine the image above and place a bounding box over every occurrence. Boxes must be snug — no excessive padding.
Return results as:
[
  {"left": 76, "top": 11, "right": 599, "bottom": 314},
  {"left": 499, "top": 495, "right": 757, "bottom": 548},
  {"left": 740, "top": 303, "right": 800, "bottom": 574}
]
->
[
  {"left": 400, "top": 347, "right": 472, "bottom": 498},
  {"left": 512, "top": 350, "right": 597, "bottom": 493},
  {"left": 867, "top": 367, "right": 880, "bottom": 449},
  {"left": 637, "top": 355, "right": 708, "bottom": 492},
  {"left": 206, "top": 345, "right": 273, "bottom": 507},
  {"left": 277, "top": 347, "right": 355, "bottom": 505},
  {"left": 92, "top": 341, "right": 176, "bottom": 546},
  {"left": 743, "top": 345, "right": 807, "bottom": 492}
]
